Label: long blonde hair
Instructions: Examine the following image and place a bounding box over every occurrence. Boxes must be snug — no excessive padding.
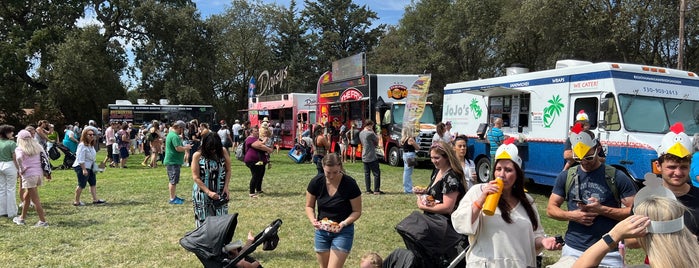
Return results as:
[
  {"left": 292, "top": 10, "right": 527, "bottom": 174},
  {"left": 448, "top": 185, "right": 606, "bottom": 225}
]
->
[
  {"left": 635, "top": 196, "right": 699, "bottom": 268},
  {"left": 17, "top": 136, "right": 43, "bottom": 156}
]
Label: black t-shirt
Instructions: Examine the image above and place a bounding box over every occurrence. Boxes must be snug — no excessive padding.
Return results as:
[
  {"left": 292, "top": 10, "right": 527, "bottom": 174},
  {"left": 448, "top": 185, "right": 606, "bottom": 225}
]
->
[
  {"left": 307, "top": 174, "right": 362, "bottom": 223},
  {"left": 677, "top": 186, "right": 699, "bottom": 237},
  {"left": 129, "top": 128, "right": 138, "bottom": 139}
]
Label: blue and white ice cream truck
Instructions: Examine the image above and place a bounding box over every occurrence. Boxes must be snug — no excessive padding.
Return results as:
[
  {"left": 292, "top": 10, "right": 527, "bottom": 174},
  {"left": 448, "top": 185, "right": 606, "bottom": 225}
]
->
[{"left": 443, "top": 60, "right": 699, "bottom": 186}]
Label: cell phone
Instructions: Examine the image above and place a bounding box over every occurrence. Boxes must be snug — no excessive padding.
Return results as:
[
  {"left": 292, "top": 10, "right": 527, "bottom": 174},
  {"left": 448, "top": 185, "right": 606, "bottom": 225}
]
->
[
  {"left": 571, "top": 199, "right": 588, "bottom": 205},
  {"left": 555, "top": 235, "right": 565, "bottom": 245}
]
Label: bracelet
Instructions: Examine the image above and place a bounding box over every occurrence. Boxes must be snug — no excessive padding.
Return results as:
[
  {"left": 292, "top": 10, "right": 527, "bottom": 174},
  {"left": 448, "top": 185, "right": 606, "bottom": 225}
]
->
[{"left": 473, "top": 201, "right": 482, "bottom": 209}]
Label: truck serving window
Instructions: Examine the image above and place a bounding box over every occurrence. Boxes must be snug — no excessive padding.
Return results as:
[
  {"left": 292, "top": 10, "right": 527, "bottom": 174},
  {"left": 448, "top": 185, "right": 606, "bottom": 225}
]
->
[
  {"left": 487, "top": 94, "right": 530, "bottom": 129},
  {"left": 619, "top": 94, "right": 699, "bottom": 135},
  {"left": 391, "top": 104, "right": 436, "bottom": 125},
  {"left": 573, "top": 97, "right": 599, "bottom": 129}
]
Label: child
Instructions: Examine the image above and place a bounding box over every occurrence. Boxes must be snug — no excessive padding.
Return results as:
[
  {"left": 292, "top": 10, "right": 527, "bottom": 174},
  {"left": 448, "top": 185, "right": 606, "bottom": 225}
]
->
[
  {"left": 111, "top": 137, "right": 120, "bottom": 168},
  {"left": 223, "top": 231, "right": 260, "bottom": 268},
  {"left": 360, "top": 252, "right": 382, "bottom": 268},
  {"left": 256, "top": 126, "right": 273, "bottom": 169}
]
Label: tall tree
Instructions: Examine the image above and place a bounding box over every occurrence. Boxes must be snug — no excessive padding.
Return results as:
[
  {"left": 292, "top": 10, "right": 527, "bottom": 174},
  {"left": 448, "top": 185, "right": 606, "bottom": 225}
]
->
[
  {"left": 0, "top": 0, "right": 87, "bottom": 125},
  {"left": 271, "top": 0, "right": 317, "bottom": 94},
  {"left": 45, "top": 26, "right": 127, "bottom": 123},
  {"left": 303, "top": 0, "right": 385, "bottom": 70},
  {"left": 206, "top": 0, "right": 277, "bottom": 121}
]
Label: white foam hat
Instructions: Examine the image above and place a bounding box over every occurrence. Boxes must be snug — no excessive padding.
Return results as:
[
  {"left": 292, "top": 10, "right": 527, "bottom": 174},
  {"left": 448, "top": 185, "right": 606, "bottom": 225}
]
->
[
  {"left": 495, "top": 137, "right": 522, "bottom": 167},
  {"left": 569, "top": 122, "right": 596, "bottom": 159},
  {"left": 575, "top": 110, "right": 589, "bottom": 121},
  {"left": 657, "top": 122, "right": 692, "bottom": 158},
  {"left": 633, "top": 173, "right": 684, "bottom": 234}
]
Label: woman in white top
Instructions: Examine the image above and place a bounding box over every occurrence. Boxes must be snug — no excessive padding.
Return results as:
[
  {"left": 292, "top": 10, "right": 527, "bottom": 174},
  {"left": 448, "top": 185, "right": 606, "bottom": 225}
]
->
[
  {"left": 432, "top": 122, "right": 452, "bottom": 145},
  {"left": 453, "top": 135, "right": 477, "bottom": 188},
  {"left": 72, "top": 129, "right": 105, "bottom": 206},
  {"left": 451, "top": 138, "right": 561, "bottom": 267}
]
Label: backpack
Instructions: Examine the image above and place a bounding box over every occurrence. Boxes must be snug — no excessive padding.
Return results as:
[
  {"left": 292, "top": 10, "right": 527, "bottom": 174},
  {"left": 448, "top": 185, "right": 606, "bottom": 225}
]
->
[
  {"left": 564, "top": 165, "right": 620, "bottom": 204},
  {"left": 235, "top": 142, "right": 246, "bottom": 161}
]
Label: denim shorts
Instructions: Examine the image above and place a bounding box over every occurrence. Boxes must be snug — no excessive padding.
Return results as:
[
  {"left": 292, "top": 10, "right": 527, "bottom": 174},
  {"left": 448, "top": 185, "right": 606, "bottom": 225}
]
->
[{"left": 314, "top": 223, "right": 354, "bottom": 253}]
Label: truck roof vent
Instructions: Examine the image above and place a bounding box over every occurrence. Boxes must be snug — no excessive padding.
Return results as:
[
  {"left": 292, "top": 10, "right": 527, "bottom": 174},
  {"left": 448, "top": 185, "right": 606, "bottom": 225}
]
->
[
  {"left": 555, "top": 59, "right": 592, "bottom": 69},
  {"left": 159, "top": 99, "right": 169, "bottom": 105},
  {"left": 115, "top": 100, "right": 132, "bottom": 105},
  {"left": 506, "top": 63, "right": 529, "bottom": 76}
]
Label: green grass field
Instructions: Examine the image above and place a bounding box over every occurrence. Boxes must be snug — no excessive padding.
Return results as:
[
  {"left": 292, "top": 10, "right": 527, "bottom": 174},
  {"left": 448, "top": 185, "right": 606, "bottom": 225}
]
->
[{"left": 0, "top": 149, "right": 644, "bottom": 267}]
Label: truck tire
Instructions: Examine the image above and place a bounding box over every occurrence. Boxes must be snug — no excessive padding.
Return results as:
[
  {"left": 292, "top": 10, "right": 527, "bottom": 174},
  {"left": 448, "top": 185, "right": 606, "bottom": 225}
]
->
[
  {"left": 475, "top": 157, "right": 491, "bottom": 183},
  {"left": 388, "top": 146, "right": 402, "bottom": 167}
]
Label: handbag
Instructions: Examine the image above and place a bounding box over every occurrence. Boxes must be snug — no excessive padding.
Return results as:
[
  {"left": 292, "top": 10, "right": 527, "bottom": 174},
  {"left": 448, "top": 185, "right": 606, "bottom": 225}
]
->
[
  {"left": 406, "top": 157, "right": 417, "bottom": 167},
  {"left": 40, "top": 151, "right": 52, "bottom": 176},
  {"left": 211, "top": 192, "right": 229, "bottom": 208}
]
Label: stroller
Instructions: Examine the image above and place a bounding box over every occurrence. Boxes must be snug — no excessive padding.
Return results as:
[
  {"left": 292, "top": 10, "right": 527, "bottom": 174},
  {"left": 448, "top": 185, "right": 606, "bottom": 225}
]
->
[
  {"left": 384, "top": 211, "right": 468, "bottom": 268},
  {"left": 180, "top": 213, "right": 282, "bottom": 268},
  {"left": 51, "top": 144, "right": 76, "bottom": 170}
]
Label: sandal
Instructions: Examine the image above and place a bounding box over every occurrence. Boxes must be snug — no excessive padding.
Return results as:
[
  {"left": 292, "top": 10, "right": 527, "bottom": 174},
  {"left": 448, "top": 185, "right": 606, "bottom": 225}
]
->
[
  {"left": 93, "top": 199, "right": 106, "bottom": 204},
  {"left": 73, "top": 202, "right": 85, "bottom": 206},
  {"left": 249, "top": 194, "right": 258, "bottom": 198}
]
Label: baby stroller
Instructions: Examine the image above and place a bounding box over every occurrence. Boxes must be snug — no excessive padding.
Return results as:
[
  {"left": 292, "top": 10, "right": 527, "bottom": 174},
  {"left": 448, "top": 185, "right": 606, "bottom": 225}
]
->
[
  {"left": 180, "top": 213, "right": 282, "bottom": 268},
  {"left": 384, "top": 211, "right": 468, "bottom": 268},
  {"left": 53, "top": 143, "right": 76, "bottom": 170}
]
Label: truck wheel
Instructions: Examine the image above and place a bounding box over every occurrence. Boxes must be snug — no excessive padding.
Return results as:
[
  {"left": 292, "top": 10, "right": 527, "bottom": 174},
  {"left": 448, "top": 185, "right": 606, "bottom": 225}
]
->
[
  {"left": 476, "top": 158, "right": 491, "bottom": 183},
  {"left": 388, "top": 146, "right": 402, "bottom": 167}
]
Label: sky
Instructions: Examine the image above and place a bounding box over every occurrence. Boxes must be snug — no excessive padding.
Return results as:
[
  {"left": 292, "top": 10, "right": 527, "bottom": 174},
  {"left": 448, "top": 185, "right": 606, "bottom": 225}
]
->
[{"left": 192, "top": 0, "right": 408, "bottom": 26}]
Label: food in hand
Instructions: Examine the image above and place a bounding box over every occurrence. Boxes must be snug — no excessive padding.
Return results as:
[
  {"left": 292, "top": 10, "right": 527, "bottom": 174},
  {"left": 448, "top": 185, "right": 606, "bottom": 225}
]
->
[
  {"left": 319, "top": 217, "right": 342, "bottom": 233},
  {"left": 412, "top": 186, "right": 427, "bottom": 194},
  {"left": 421, "top": 195, "right": 436, "bottom": 206}
]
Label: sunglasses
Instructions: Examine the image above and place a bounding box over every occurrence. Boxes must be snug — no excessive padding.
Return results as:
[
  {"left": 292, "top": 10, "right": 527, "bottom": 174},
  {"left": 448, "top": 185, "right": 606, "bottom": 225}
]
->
[
  {"left": 87, "top": 134, "right": 94, "bottom": 136},
  {"left": 573, "top": 149, "right": 597, "bottom": 163}
]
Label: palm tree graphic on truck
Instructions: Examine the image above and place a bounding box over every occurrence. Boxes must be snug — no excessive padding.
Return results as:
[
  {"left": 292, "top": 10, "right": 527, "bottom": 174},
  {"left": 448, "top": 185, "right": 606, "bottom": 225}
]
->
[{"left": 543, "top": 95, "right": 564, "bottom": 128}]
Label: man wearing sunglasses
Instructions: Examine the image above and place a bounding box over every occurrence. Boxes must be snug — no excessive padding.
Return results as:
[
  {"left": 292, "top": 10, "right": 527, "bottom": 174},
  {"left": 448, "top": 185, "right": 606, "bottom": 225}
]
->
[
  {"left": 546, "top": 124, "right": 637, "bottom": 267},
  {"left": 562, "top": 110, "right": 605, "bottom": 171}
]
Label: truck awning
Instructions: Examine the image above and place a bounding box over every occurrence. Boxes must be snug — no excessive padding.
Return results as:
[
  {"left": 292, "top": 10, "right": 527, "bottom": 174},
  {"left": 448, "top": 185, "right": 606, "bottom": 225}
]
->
[{"left": 469, "top": 86, "right": 530, "bottom": 97}]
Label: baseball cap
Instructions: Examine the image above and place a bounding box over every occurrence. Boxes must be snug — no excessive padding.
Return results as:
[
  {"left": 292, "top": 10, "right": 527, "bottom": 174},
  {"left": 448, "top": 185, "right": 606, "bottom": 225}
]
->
[{"left": 174, "top": 120, "right": 186, "bottom": 129}]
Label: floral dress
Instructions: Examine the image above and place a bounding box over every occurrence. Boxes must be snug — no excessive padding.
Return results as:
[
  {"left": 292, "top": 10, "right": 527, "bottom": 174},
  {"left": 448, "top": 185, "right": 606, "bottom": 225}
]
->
[{"left": 192, "top": 155, "right": 227, "bottom": 227}]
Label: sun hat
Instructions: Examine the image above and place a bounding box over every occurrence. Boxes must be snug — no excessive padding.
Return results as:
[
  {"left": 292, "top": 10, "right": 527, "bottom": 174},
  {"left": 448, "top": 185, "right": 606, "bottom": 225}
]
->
[{"left": 17, "top": 130, "right": 32, "bottom": 139}]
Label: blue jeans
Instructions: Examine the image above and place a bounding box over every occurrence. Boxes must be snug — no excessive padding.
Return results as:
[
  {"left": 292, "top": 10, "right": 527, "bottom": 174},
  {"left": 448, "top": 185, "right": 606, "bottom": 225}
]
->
[
  {"left": 314, "top": 223, "right": 354, "bottom": 253},
  {"left": 402, "top": 152, "right": 416, "bottom": 193},
  {"left": 73, "top": 166, "right": 96, "bottom": 188}
]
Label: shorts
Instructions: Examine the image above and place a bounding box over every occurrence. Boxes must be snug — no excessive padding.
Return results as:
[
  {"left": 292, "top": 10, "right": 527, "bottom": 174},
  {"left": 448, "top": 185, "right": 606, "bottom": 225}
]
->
[
  {"left": 21, "top": 175, "right": 43, "bottom": 189},
  {"left": 106, "top": 144, "right": 113, "bottom": 158},
  {"left": 167, "top": 165, "right": 181, "bottom": 185},
  {"left": 119, "top": 147, "right": 130, "bottom": 158},
  {"left": 350, "top": 144, "right": 359, "bottom": 148},
  {"left": 233, "top": 135, "right": 240, "bottom": 143},
  {"left": 73, "top": 166, "right": 96, "bottom": 188},
  {"left": 314, "top": 223, "right": 354, "bottom": 253},
  {"left": 112, "top": 154, "right": 120, "bottom": 163},
  {"left": 130, "top": 139, "right": 137, "bottom": 148}
]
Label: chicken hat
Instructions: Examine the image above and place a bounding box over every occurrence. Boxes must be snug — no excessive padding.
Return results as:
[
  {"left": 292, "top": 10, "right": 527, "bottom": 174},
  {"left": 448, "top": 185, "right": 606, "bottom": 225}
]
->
[
  {"left": 569, "top": 122, "right": 596, "bottom": 159},
  {"left": 575, "top": 110, "right": 589, "bottom": 122},
  {"left": 495, "top": 137, "right": 522, "bottom": 167},
  {"left": 657, "top": 122, "right": 692, "bottom": 158}
]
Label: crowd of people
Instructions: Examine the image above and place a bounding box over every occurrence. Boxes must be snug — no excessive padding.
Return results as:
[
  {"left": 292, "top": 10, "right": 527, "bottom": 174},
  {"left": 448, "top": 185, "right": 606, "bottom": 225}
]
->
[{"left": 2, "top": 114, "right": 699, "bottom": 268}]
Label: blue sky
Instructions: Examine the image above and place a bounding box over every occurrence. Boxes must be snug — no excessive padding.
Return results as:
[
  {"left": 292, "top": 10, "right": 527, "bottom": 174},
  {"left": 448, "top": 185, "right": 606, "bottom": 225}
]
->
[{"left": 192, "top": 0, "right": 408, "bottom": 26}]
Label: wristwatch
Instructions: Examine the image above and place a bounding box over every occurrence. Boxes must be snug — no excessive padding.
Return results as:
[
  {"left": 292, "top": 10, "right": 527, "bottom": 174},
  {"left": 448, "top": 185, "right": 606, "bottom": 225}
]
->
[{"left": 602, "top": 233, "right": 615, "bottom": 246}]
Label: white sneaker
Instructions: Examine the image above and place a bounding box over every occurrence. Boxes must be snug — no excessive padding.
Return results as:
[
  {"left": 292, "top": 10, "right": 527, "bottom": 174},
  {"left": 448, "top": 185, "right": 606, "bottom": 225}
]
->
[
  {"left": 12, "top": 216, "right": 25, "bottom": 225},
  {"left": 34, "top": 221, "right": 49, "bottom": 228}
]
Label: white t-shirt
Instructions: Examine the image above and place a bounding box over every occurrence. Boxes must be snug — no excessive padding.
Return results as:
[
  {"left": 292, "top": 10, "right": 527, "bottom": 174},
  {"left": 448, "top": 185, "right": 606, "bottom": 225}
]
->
[
  {"left": 217, "top": 128, "right": 230, "bottom": 143},
  {"left": 232, "top": 123, "right": 242, "bottom": 136}
]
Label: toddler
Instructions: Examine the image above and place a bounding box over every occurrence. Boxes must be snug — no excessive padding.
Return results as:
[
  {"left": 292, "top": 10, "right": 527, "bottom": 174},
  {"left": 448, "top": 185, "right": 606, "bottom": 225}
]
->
[
  {"left": 111, "top": 138, "right": 120, "bottom": 168},
  {"left": 255, "top": 126, "right": 273, "bottom": 168},
  {"left": 360, "top": 252, "right": 382, "bottom": 268}
]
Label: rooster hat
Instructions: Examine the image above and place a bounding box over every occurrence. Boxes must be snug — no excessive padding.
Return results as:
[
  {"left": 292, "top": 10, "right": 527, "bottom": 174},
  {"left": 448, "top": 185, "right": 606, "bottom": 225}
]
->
[
  {"left": 495, "top": 137, "right": 522, "bottom": 168},
  {"left": 657, "top": 122, "right": 692, "bottom": 158}
]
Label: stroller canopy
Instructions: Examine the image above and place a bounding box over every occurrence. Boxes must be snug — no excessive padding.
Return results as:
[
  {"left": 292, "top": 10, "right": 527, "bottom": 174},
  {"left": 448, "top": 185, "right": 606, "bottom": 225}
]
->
[{"left": 180, "top": 213, "right": 238, "bottom": 261}]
